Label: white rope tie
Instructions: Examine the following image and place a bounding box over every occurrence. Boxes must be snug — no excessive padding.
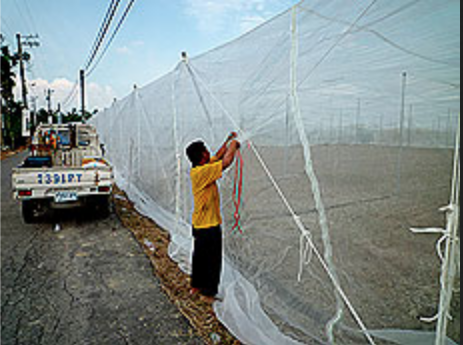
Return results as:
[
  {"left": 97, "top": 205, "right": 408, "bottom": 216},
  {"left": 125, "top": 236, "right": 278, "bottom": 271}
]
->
[{"left": 410, "top": 203, "right": 460, "bottom": 325}]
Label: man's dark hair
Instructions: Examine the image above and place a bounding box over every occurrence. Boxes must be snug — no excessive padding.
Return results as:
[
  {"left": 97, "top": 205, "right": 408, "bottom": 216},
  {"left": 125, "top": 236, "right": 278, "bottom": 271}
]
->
[{"left": 186, "top": 141, "right": 207, "bottom": 167}]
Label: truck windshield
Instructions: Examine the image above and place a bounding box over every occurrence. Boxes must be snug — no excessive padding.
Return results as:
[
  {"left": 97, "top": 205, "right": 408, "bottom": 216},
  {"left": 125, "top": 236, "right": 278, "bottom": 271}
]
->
[{"left": 58, "top": 131, "right": 71, "bottom": 146}]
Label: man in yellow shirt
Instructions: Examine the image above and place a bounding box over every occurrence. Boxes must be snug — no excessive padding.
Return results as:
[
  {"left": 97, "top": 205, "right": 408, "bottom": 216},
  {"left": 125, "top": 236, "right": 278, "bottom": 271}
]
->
[{"left": 186, "top": 132, "right": 241, "bottom": 301}]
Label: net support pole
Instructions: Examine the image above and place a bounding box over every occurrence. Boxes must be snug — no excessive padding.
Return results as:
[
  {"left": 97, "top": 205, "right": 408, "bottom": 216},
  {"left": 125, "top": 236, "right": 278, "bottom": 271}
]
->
[
  {"left": 172, "top": 61, "right": 183, "bottom": 236},
  {"left": 339, "top": 110, "right": 344, "bottom": 144},
  {"left": 396, "top": 72, "right": 407, "bottom": 196},
  {"left": 290, "top": 6, "right": 345, "bottom": 341},
  {"left": 379, "top": 113, "right": 384, "bottom": 145},
  {"left": 289, "top": 6, "right": 377, "bottom": 344},
  {"left": 135, "top": 87, "right": 142, "bottom": 181},
  {"left": 408, "top": 104, "right": 414, "bottom": 147},
  {"left": 435, "top": 118, "right": 460, "bottom": 345},
  {"left": 356, "top": 98, "right": 361, "bottom": 144}
]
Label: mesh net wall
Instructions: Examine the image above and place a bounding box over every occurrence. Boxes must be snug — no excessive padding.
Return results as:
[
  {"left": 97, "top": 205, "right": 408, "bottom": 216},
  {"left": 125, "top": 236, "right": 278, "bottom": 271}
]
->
[{"left": 91, "top": 1, "right": 460, "bottom": 344}]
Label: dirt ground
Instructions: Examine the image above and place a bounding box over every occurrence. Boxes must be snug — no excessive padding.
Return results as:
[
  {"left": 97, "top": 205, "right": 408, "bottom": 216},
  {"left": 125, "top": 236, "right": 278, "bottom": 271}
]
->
[
  {"left": 219, "top": 144, "right": 460, "bottom": 344},
  {"left": 112, "top": 186, "right": 241, "bottom": 345}
]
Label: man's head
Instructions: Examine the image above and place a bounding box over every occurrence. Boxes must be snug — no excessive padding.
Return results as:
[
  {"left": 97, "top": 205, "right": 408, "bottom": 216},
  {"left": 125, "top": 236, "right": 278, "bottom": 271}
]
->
[{"left": 186, "top": 141, "right": 210, "bottom": 167}]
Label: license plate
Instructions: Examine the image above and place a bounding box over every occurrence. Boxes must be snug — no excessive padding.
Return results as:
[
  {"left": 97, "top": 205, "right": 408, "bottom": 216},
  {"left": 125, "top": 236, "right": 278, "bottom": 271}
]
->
[{"left": 55, "top": 191, "right": 78, "bottom": 203}]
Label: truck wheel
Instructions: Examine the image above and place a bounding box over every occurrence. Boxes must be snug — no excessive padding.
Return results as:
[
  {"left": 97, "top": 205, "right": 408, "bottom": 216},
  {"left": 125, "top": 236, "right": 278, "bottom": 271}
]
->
[
  {"left": 22, "top": 200, "right": 36, "bottom": 224},
  {"left": 91, "top": 196, "right": 110, "bottom": 219},
  {"left": 99, "top": 196, "right": 111, "bottom": 218},
  {"left": 22, "top": 200, "right": 49, "bottom": 224}
]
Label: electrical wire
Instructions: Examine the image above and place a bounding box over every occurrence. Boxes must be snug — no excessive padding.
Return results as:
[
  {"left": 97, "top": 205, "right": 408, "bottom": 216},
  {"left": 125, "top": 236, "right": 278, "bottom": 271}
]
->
[
  {"left": 84, "top": 0, "right": 118, "bottom": 69},
  {"left": 61, "top": 80, "right": 80, "bottom": 109},
  {"left": 12, "top": 0, "right": 31, "bottom": 33},
  {"left": 62, "top": 0, "right": 121, "bottom": 109},
  {"left": 84, "top": 0, "right": 121, "bottom": 71},
  {"left": 19, "top": 0, "right": 39, "bottom": 35},
  {"left": 86, "top": 0, "right": 136, "bottom": 77}
]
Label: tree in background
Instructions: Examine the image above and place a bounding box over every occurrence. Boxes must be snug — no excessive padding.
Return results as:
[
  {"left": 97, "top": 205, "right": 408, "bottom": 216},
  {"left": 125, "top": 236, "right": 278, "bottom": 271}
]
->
[
  {"left": 61, "top": 108, "right": 97, "bottom": 124},
  {"left": 1, "top": 44, "right": 24, "bottom": 149}
]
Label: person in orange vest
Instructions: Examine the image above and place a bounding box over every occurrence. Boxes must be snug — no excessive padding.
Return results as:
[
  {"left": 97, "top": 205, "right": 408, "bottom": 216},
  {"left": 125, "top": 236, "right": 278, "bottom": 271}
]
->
[{"left": 50, "top": 130, "right": 59, "bottom": 151}]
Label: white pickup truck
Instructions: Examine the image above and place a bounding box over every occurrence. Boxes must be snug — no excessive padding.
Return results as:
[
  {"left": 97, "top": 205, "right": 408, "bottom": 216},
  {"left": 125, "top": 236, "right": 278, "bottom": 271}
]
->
[{"left": 12, "top": 123, "right": 114, "bottom": 223}]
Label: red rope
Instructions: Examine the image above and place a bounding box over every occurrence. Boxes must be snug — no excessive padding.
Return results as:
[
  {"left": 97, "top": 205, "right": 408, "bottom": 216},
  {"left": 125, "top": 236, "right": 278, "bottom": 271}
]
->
[{"left": 231, "top": 150, "right": 244, "bottom": 234}]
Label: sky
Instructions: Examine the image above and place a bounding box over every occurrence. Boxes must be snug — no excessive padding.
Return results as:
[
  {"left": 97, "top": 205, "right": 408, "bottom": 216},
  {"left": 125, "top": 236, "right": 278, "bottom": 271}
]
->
[{"left": 1, "top": 0, "right": 298, "bottom": 112}]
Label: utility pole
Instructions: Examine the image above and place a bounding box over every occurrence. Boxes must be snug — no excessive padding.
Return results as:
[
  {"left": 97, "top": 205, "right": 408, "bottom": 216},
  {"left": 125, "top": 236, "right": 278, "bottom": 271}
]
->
[
  {"left": 16, "top": 34, "right": 28, "bottom": 110},
  {"left": 16, "top": 34, "right": 40, "bottom": 138},
  {"left": 46, "top": 89, "right": 55, "bottom": 124},
  {"left": 57, "top": 103, "right": 62, "bottom": 124},
  {"left": 31, "top": 96, "right": 38, "bottom": 128},
  {"left": 80, "top": 70, "right": 86, "bottom": 121}
]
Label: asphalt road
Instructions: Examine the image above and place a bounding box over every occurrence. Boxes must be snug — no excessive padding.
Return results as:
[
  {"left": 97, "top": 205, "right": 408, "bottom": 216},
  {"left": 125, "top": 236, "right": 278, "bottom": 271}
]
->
[{"left": 1, "top": 153, "right": 203, "bottom": 345}]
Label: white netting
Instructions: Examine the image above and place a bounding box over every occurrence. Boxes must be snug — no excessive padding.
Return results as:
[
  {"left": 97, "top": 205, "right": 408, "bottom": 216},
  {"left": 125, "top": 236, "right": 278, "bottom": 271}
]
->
[{"left": 91, "top": 1, "right": 460, "bottom": 344}]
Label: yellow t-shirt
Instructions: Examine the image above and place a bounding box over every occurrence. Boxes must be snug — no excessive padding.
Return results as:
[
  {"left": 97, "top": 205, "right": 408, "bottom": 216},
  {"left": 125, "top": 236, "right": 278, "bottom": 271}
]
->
[{"left": 191, "top": 157, "right": 223, "bottom": 229}]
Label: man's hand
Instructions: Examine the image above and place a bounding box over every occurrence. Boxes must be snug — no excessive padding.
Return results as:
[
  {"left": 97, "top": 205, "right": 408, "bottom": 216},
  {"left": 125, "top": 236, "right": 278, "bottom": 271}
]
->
[
  {"left": 231, "top": 139, "right": 241, "bottom": 150},
  {"left": 227, "top": 132, "right": 238, "bottom": 142},
  {"left": 222, "top": 140, "right": 241, "bottom": 171},
  {"left": 216, "top": 132, "right": 239, "bottom": 160}
]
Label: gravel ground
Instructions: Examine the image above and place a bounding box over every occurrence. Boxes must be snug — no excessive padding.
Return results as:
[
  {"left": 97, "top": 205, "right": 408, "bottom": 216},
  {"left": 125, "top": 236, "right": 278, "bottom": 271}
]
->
[{"left": 1, "top": 152, "right": 203, "bottom": 345}]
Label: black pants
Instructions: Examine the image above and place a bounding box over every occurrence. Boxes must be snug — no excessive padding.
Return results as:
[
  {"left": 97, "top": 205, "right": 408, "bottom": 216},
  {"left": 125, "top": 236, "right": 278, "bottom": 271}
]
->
[{"left": 191, "top": 225, "right": 222, "bottom": 297}]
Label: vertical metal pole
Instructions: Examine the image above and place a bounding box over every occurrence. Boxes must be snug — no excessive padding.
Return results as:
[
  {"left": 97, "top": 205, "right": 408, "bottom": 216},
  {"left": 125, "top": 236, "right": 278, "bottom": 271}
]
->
[
  {"left": 408, "top": 104, "right": 414, "bottom": 147},
  {"left": 330, "top": 113, "right": 334, "bottom": 143},
  {"left": 396, "top": 72, "right": 407, "bottom": 196},
  {"left": 320, "top": 121, "right": 325, "bottom": 144},
  {"left": 135, "top": 88, "right": 141, "bottom": 184},
  {"left": 379, "top": 114, "right": 384, "bottom": 145},
  {"left": 284, "top": 96, "right": 290, "bottom": 176},
  {"left": 339, "top": 110, "right": 344, "bottom": 144},
  {"left": 47, "top": 89, "right": 54, "bottom": 124},
  {"left": 438, "top": 116, "right": 443, "bottom": 148},
  {"left": 57, "top": 103, "right": 62, "bottom": 124},
  {"left": 446, "top": 109, "right": 452, "bottom": 148},
  {"left": 80, "top": 70, "right": 86, "bottom": 120},
  {"left": 356, "top": 98, "right": 361, "bottom": 144}
]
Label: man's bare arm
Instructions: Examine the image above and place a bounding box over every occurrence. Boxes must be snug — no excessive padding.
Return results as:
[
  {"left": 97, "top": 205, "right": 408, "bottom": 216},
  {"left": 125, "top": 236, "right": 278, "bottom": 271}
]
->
[
  {"left": 216, "top": 132, "right": 238, "bottom": 160},
  {"left": 222, "top": 140, "right": 241, "bottom": 171}
]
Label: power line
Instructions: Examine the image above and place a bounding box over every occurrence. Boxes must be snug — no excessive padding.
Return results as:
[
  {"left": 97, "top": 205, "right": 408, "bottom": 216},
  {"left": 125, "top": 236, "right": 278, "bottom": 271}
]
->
[
  {"left": 20, "top": 0, "right": 39, "bottom": 34},
  {"left": 61, "top": 0, "right": 136, "bottom": 111},
  {"left": 87, "top": 0, "right": 136, "bottom": 77},
  {"left": 1, "top": 17, "right": 16, "bottom": 41},
  {"left": 62, "top": 80, "right": 80, "bottom": 109},
  {"left": 84, "top": 0, "right": 122, "bottom": 71},
  {"left": 61, "top": 0, "right": 121, "bottom": 110},
  {"left": 12, "top": 0, "right": 34, "bottom": 34},
  {"left": 84, "top": 0, "right": 118, "bottom": 69}
]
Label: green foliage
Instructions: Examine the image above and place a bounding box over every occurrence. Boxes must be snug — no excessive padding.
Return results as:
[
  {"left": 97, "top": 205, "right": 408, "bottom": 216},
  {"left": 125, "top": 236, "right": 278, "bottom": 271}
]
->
[
  {"left": 1, "top": 46, "right": 17, "bottom": 105},
  {"left": 1, "top": 44, "right": 24, "bottom": 149},
  {"left": 61, "top": 108, "right": 97, "bottom": 124}
]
